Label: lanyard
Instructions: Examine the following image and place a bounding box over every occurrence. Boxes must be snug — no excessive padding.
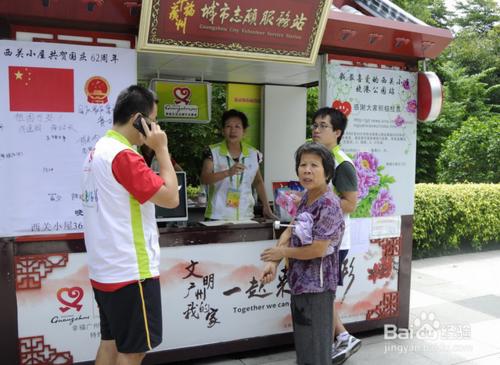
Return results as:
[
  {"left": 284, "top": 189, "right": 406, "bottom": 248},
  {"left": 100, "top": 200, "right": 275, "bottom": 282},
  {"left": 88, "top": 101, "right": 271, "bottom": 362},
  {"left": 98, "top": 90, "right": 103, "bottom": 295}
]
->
[{"left": 226, "top": 156, "right": 245, "bottom": 189}]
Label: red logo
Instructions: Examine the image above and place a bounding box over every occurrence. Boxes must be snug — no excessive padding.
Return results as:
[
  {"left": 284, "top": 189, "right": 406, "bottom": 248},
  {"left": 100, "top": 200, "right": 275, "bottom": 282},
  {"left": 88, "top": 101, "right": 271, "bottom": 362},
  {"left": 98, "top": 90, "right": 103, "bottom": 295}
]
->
[
  {"left": 332, "top": 100, "right": 352, "bottom": 116},
  {"left": 84, "top": 76, "right": 110, "bottom": 104},
  {"left": 173, "top": 87, "right": 191, "bottom": 105},
  {"left": 57, "top": 287, "right": 84, "bottom": 313}
]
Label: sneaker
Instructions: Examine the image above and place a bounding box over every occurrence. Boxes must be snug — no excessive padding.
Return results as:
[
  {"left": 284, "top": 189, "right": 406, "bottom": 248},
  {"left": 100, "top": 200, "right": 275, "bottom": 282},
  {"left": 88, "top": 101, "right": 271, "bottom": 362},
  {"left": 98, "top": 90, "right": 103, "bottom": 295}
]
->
[{"left": 331, "top": 335, "right": 362, "bottom": 364}]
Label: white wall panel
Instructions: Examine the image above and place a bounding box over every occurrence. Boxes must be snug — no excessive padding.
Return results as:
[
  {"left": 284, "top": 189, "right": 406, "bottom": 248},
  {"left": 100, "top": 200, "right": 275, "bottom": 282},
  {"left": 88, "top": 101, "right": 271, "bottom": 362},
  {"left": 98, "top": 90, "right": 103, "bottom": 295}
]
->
[{"left": 262, "top": 85, "right": 307, "bottom": 200}]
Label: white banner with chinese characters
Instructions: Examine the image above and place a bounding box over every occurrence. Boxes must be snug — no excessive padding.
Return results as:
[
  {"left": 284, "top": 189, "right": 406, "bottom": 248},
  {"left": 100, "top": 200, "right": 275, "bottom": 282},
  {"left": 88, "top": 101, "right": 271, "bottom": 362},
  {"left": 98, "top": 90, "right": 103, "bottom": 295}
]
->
[
  {"left": 159, "top": 240, "right": 292, "bottom": 349},
  {"left": 17, "top": 239, "right": 400, "bottom": 362},
  {"left": 323, "top": 57, "right": 417, "bottom": 218},
  {"left": 0, "top": 40, "right": 136, "bottom": 237}
]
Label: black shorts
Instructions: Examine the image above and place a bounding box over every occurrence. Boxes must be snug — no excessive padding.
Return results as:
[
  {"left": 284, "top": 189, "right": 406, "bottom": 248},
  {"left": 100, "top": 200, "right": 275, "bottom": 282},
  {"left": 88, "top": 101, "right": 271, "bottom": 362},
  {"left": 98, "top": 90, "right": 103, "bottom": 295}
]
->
[
  {"left": 93, "top": 278, "right": 162, "bottom": 353},
  {"left": 338, "top": 249, "right": 349, "bottom": 286}
]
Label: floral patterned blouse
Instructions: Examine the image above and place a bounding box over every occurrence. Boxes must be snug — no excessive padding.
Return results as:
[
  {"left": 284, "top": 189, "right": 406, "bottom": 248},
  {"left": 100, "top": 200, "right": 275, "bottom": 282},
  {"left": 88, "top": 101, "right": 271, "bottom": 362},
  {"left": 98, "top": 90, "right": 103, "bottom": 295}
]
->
[{"left": 287, "top": 190, "right": 345, "bottom": 295}]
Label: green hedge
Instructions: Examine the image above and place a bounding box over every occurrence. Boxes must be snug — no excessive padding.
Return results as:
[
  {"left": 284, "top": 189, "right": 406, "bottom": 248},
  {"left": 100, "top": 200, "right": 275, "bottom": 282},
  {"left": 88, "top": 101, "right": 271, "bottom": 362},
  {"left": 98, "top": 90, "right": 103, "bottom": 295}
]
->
[{"left": 413, "top": 184, "right": 500, "bottom": 258}]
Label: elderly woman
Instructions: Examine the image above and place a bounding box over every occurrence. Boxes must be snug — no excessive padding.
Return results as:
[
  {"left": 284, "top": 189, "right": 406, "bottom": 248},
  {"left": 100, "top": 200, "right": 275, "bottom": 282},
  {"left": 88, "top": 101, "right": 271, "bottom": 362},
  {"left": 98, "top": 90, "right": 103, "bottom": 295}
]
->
[
  {"left": 260, "top": 142, "right": 345, "bottom": 365},
  {"left": 200, "top": 109, "right": 275, "bottom": 221}
]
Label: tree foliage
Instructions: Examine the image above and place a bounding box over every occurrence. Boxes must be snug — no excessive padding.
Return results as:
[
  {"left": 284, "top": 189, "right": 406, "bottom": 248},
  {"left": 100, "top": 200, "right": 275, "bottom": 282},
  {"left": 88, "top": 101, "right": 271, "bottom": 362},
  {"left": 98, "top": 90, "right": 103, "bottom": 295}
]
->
[
  {"left": 391, "top": 0, "right": 452, "bottom": 27},
  {"left": 306, "top": 86, "right": 318, "bottom": 139},
  {"left": 392, "top": 0, "right": 499, "bottom": 183},
  {"left": 416, "top": 63, "right": 496, "bottom": 181},
  {"left": 454, "top": 0, "right": 500, "bottom": 33},
  {"left": 437, "top": 115, "right": 500, "bottom": 183}
]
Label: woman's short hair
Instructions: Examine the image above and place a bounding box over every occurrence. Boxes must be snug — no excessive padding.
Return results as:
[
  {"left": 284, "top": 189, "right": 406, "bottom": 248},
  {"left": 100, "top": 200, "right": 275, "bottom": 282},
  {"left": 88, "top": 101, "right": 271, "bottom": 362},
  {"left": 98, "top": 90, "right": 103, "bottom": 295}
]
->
[
  {"left": 294, "top": 142, "right": 335, "bottom": 184},
  {"left": 221, "top": 109, "right": 249, "bottom": 129}
]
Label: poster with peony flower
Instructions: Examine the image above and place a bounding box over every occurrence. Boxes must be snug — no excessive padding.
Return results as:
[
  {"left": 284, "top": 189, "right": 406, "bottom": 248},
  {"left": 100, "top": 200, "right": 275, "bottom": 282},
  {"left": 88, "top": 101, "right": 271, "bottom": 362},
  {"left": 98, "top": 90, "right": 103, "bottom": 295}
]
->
[
  {"left": 323, "top": 57, "right": 417, "bottom": 217},
  {"left": 351, "top": 151, "right": 396, "bottom": 217}
]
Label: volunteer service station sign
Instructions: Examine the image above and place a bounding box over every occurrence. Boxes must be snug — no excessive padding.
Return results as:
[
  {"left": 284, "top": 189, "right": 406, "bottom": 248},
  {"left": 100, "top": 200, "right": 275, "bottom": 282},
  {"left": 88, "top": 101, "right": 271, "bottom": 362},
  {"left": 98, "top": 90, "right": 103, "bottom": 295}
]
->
[{"left": 137, "top": 0, "right": 332, "bottom": 65}]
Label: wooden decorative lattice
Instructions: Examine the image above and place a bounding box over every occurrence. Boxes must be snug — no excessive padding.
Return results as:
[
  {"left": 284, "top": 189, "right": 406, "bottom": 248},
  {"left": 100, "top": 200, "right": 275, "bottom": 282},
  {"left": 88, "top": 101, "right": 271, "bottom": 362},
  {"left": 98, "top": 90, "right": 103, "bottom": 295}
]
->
[
  {"left": 16, "top": 254, "right": 68, "bottom": 290},
  {"left": 19, "top": 336, "right": 73, "bottom": 365}
]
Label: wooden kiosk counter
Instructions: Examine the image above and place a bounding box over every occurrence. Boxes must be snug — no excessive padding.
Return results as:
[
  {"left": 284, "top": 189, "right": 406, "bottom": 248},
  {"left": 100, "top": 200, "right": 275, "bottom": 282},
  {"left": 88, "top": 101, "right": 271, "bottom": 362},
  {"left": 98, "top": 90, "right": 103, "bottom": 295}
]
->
[{"left": 0, "top": 1, "right": 452, "bottom": 364}]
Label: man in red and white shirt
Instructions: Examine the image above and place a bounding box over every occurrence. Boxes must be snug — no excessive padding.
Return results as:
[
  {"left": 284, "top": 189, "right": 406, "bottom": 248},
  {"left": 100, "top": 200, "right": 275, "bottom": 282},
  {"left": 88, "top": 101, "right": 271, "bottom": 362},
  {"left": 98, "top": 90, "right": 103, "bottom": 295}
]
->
[{"left": 82, "top": 85, "right": 178, "bottom": 365}]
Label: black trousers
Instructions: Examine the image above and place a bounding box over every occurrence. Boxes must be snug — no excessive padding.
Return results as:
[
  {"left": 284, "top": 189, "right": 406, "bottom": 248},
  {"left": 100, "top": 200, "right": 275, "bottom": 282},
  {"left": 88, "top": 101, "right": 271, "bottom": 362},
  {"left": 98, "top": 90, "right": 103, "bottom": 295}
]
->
[{"left": 291, "top": 291, "right": 334, "bottom": 365}]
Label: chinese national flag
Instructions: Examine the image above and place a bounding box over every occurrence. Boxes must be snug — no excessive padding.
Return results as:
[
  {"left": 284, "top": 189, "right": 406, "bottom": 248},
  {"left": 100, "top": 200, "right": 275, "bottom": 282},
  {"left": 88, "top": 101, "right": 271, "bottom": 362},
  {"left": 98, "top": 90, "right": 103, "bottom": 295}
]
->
[{"left": 9, "top": 66, "right": 74, "bottom": 112}]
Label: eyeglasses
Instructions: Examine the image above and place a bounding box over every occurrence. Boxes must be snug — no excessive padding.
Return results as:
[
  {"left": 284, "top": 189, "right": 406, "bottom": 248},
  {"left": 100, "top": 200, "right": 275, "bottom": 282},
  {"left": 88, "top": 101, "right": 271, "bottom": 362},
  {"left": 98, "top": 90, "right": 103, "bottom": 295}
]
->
[{"left": 309, "top": 123, "right": 332, "bottom": 131}]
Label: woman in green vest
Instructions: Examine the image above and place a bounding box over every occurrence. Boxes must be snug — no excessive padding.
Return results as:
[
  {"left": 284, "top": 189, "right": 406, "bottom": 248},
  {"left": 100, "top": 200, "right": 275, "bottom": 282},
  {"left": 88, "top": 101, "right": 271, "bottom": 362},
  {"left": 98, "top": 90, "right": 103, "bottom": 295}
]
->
[{"left": 200, "top": 109, "right": 276, "bottom": 221}]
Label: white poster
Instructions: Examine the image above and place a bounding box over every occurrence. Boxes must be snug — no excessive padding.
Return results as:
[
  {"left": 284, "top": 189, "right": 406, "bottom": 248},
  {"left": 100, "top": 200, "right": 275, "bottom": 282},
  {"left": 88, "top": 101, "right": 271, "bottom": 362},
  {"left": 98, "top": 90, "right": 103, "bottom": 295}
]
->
[
  {"left": 371, "top": 216, "right": 402, "bottom": 239},
  {"left": 349, "top": 217, "right": 372, "bottom": 255},
  {"left": 323, "top": 57, "right": 417, "bottom": 217},
  {"left": 0, "top": 40, "right": 136, "bottom": 237},
  {"left": 16, "top": 241, "right": 291, "bottom": 363},
  {"left": 336, "top": 237, "right": 400, "bottom": 323},
  {"left": 159, "top": 240, "right": 291, "bottom": 350},
  {"left": 17, "top": 239, "right": 401, "bottom": 363},
  {"left": 16, "top": 253, "right": 101, "bottom": 364}
]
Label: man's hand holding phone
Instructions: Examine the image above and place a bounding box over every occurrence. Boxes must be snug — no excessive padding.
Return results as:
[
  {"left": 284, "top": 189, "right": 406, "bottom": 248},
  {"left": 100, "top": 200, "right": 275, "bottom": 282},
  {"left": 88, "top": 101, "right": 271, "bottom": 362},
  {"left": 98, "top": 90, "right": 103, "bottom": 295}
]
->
[
  {"left": 136, "top": 115, "right": 168, "bottom": 153},
  {"left": 136, "top": 114, "right": 178, "bottom": 208}
]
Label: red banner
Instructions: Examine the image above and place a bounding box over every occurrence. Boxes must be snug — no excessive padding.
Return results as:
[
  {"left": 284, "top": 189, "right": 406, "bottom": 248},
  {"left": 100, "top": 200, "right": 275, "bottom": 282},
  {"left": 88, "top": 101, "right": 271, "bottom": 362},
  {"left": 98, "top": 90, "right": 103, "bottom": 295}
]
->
[{"left": 9, "top": 66, "right": 74, "bottom": 112}]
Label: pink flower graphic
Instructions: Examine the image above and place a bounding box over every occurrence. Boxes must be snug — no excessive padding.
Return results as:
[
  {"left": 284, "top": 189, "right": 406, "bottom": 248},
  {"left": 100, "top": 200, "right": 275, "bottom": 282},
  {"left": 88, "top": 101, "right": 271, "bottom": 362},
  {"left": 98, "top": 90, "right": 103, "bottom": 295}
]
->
[
  {"left": 276, "top": 190, "right": 299, "bottom": 217},
  {"left": 357, "top": 169, "right": 380, "bottom": 199},
  {"left": 406, "top": 99, "right": 417, "bottom": 113},
  {"left": 354, "top": 152, "right": 379, "bottom": 174},
  {"left": 394, "top": 115, "right": 405, "bottom": 127},
  {"left": 371, "top": 189, "right": 396, "bottom": 216},
  {"left": 402, "top": 79, "right": 410, "bottom": 90}
]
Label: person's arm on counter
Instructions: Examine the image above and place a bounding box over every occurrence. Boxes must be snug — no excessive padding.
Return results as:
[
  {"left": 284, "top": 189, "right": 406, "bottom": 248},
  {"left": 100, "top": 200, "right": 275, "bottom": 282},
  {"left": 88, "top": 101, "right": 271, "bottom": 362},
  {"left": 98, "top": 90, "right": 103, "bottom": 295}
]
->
[{"left": 252, "top": 170, "right": 278, "bottom": 219}]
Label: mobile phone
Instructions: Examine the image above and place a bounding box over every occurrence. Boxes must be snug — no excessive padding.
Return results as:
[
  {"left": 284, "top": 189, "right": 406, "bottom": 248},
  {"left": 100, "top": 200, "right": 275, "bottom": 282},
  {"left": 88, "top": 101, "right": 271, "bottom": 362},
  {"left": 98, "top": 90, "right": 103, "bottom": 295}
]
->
[{"left": 133, "top": 114, "right": 150, "bottom": 136}]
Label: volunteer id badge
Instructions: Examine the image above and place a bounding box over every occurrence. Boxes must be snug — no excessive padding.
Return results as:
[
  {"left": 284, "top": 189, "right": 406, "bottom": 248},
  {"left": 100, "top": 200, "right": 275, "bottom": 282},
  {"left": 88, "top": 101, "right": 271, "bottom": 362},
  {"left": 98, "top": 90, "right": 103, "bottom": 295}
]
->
[{"left": 226, "top": 188, "right": 240, "bottom": 208}]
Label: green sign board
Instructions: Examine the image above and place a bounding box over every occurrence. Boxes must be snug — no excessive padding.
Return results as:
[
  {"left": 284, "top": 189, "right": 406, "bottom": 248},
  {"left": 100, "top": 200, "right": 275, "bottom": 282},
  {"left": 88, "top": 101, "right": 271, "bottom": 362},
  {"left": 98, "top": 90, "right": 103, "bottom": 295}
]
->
[{"left": 151, "top": 80, "right": 211, "bottom": 123}]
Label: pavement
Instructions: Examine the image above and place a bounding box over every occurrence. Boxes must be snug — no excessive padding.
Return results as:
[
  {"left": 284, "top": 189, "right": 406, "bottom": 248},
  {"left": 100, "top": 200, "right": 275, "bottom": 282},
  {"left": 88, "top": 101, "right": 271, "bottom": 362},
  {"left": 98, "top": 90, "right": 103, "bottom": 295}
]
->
[{"left": 170, "top": 249, "right": 500, "bottom": 365}]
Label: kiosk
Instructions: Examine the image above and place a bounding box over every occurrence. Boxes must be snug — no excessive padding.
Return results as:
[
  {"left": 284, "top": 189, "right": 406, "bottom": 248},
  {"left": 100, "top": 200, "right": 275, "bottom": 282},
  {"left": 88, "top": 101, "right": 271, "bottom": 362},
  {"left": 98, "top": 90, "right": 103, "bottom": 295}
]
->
[{"left": 0, "top": 1, "right": 452, "bottom": 364}]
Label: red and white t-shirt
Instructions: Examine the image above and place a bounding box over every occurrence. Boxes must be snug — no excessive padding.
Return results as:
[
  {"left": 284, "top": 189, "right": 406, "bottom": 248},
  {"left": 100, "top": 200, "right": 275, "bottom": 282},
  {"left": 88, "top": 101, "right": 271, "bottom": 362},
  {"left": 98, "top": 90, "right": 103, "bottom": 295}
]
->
[{"left": 82, "top": 130, "right": 165, "bottom": 292}]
